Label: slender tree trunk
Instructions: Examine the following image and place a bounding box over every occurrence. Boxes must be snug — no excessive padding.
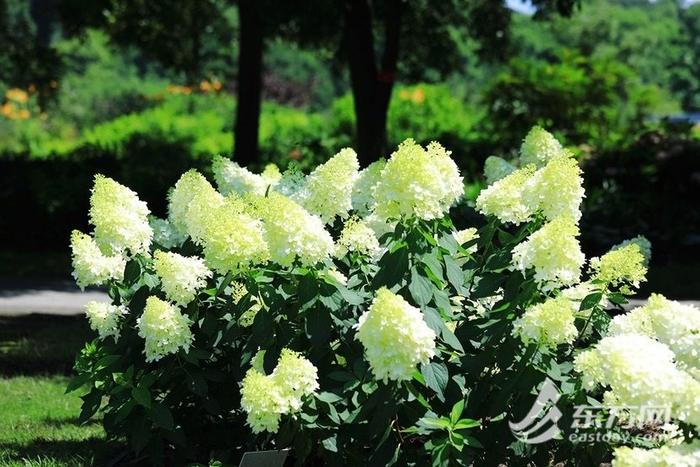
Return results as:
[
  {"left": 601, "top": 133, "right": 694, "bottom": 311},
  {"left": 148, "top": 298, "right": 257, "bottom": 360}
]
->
[
  {"left": 234, "top": 0, "right": 263, "bottom": 166},
  {"left": 343, "top": 0, "right": 402, "bottom": 166}
]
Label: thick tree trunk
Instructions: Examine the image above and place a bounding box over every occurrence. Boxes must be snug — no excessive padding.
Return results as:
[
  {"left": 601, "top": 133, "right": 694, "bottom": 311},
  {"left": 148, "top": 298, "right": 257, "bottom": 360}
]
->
[
  {"left": 234, "top": 0, "right": 263, "bottom": 167},
  {"left": 375, "top": 0, "right": 402, "bottom": 157},
  {"left": 343, "top": 0, "right": 378, "bottom": 167},
  {"left": 343, "top": 0, "right": 402, "bottom": 167}
]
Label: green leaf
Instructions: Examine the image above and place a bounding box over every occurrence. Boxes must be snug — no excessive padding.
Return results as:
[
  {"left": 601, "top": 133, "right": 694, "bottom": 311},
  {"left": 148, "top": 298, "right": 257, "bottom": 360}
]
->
[
  {"left": 298, "top": 274, "right": 319, "bottom": 311},
  {"left": 421, "top": 251, "right": 445, "bottom": 282},
  {"left": 316, "top": 392, "right": 343, "bottom": 403},
  {"left": 216, "top": 271, "right": 233, "bottom": 296},
  {"left": 441, "top": 326, "right": 464, "bottom": 353},
  {"left": 484, "top": 250, "right": 512, "bottom": 271},
  {"left": 444, "top": 255, "right": 465, "bottom": 294},
  {"left": 464, "top": 435, "right": 484, "bottom": 448},
  {"left": 322, "top": 436, "right": 338, "bottom": 453},
  {"left": 454, "top": 418, "right": 480, "bottom": 430},
  {"left": 450, "top": 399, "right": 465, "bottom": 424},
  {"left": 409, "top": 268, "right": 434, "bottom": 307},
  {"left": 579, "top": 292, "right": 603, "bottom": 312},
  {"left": 421, "top": 362, "right": 449, "bottom": 400},
  {"left": 471, "top": 273, "right": 505, "bottom": 299},
  {"left": 78, "top": 389, "right": 102, "bottom": 424},
  {"left": 591, "top": 308, "right": 612, "bottom": 334},
  {"left": 132, "top": 385, "right": 152, "bottom": 409},
  {"left": 150, "top": 403, "right": 174, "bottom": 430},
  {"left": 373, "top": 244, "right": 409, "bottom": 289},
  {"left": 65, "top": 373, "right": 90, "bottom": 394},
  {"left": 124, "top": 259, "right": 141, "bottom": 284},
  {"left": 420, "top": 416, "right": 451, "bottom": 430}
]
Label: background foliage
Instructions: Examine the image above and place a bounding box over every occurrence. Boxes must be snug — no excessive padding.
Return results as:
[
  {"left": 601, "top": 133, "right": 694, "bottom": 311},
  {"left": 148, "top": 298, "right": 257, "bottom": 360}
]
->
[{"left": 0, "top": 0, "right": 698, "bottom": 289}]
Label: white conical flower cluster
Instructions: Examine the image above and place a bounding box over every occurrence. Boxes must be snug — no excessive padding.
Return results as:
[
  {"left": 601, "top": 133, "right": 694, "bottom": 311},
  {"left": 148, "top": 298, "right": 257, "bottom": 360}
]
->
[
  {"left": 373, "top": 139, "right": 464, "bottom": 221},
  {"left": 240, "top": 349, "right": 319, "bottom": 433},
  {"left": 355, "top": 288, "right": 437, "bottom": 382}
]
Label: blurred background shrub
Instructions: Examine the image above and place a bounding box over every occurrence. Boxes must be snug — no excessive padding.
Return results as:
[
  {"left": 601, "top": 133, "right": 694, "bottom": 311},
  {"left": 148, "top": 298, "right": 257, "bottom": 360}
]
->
[{"left": 0, "top": 0, "right": 698, "bottom": 296}]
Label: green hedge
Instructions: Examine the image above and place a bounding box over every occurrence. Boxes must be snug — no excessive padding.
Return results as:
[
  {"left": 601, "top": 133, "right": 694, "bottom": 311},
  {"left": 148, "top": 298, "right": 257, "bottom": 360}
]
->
[{"left": 1, "top": 85, "right": 486, "bottom": 252}]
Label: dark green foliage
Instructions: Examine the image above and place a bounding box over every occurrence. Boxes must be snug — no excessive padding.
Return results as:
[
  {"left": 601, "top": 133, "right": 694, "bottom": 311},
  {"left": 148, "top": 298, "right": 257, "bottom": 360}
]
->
[{"left": 482, "top": 51, "right": 664, "bottom": 152}]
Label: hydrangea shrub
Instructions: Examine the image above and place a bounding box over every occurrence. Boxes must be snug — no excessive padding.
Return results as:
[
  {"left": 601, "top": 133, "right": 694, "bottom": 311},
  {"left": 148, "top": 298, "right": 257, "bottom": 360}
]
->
[{"left": 69, "top": 128, "right": 699, "bottom": 466}]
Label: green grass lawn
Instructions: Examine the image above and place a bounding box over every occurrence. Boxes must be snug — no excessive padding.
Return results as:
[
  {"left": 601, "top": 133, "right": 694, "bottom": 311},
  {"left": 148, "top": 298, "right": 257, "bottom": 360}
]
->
[{"left": 0, "top": 315, "right": 119, "bottom": 466}]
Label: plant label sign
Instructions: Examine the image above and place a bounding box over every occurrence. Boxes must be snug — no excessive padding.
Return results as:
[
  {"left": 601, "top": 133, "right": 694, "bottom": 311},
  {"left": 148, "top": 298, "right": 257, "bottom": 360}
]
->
[{"left": 238, "top": 449, "right": 290, "bottom": 467}]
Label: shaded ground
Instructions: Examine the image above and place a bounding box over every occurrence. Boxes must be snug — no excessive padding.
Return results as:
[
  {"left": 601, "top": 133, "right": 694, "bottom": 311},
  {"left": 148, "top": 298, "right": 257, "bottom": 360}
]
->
[{"left": 0, "top": 314, "right": 120, "bottom": 466}]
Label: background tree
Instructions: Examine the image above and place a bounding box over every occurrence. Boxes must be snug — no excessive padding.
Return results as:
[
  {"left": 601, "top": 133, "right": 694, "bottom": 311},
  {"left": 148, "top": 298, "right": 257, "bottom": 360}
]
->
[
  {"left": 333, "top": 0, "right": 582, "bottom": 165},
  {"left": 0, "top": 0, "right": 60, "bottom": 105}
]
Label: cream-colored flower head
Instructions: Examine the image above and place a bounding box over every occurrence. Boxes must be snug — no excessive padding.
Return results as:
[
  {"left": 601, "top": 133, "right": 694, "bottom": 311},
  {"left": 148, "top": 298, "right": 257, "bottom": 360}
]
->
[
  {"left": 271, "top": 349, "right": 320, "bottom": 412},
  {"left": 335, "top": 216, "right": 381, "bottom": 258},
  {"left": 137, "top": 296, "right": 193, "bottom": 362},
  {"left": 325, "top": 268, "right": 348, "bottom": 285},
  {"left": 85, "top": 301, "right": 128, "bottom": 341},
  {"left": 153, "top": 251, "right": 212, "bottom": 306},
  {"left": 180, "top": 179, "right": 225, "bottom": 245},
  {"left": 240, "top": 368, "right": 286, "bottom": 434},
  {"left": 295, "top": 148, "right": 360, "bottom": 223},
  {"left": 612, "top": 441, "right": 700, "bottom": 467},
  {"left": 196, "top": 196, "right": 270, "bottom": 273},
  {"left": 453, "top": 227, "right": 479, "bottom": 254},
  {"left": 351, "top": 159, "right": 386, "bottom": 216},
  {"left": 520, "top": 126, "right": 565, "bottom": 168},
  {"left": 511, "top": 216, "right": 585, "bottom": 290},
  {"left": 355, "top": 288, "right": 436, "bottom": 382},
  {"left": 70, "top": 230, "right": 125, "bottom": 289},
  {"left": 373, "top": 139, "right": 463, "bottom": 221},
  {"left": 512, "top": 296, "right": 578, "bottom": 348},
  {"left": 612, "top": 235, "right": 651, "bottom": 265},
  {"left": 574, "top": 334, "right": 699, "bottom": 426},
  {"left": 89, "top": 175, "right": 152, "bottom": 254},
  {"left": 483, "top": 156, "right": 516, "bottom": 184},
  {"left": 212, "top": 155, "right": 273, "bottom": 196},
  {"left": 240, "top": 349, "right": 319, "bottom": 434},
  {"left": 261, "top": 163, "right": 282, "bottom": 185},
  {"left": 168, "top": 170, "right": 221, "bottom": 236},
  {"left": 589, "top": 239, "right": 648, "bottom": 288},
  {"left": 252, "top": 192, "right": 334, "bottom": 267},
  {"left": 523, "top": 154, "right": 585, "bottom": 223},
  {"left": 609, "top": 294, "right": 700, "bottom": 373},
  {"left": 475, "top": 165, "right": 536, "bottom": 225}
]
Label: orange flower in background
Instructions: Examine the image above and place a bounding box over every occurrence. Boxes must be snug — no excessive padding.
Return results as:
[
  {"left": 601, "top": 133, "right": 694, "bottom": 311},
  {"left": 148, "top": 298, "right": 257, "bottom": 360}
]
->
[
  {"left": 200, "top": 80, "right": 212, "bottom": 92},
  {"left": 18, "top": 109, "right": 30, "bottom": 120},
  {"left": 6, "top": 88, "right": 28, "bottom": 103},
  {"left": 1, "top": 103, "right": 14, "bottom": 117},
  {"left": 411, "top": 88, "right": 425, "bottom": 104},
  {"left": 212, "top": 79, "right": 223, "bottom": 91},
  {"left": 166, "top": 84, "right": 192, "bottom": 95},
  {"left": 397, "top": 88, "right": 426, "bottom": 104}
]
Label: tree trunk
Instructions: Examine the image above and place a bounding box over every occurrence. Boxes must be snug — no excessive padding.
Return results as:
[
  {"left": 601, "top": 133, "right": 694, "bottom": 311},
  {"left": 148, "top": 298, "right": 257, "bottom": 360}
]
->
[
  {"left": 343, "top": 0, "right": 402, "bottom": 167},
  {"left": 234, "top": 0, "right": 263, "bottom": 167},
  {"left": 375, "top": 0, "right": 402, "bottom": 157},
  {"left": 343, "top": 0, "right": 378, "bottom": 167}
]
